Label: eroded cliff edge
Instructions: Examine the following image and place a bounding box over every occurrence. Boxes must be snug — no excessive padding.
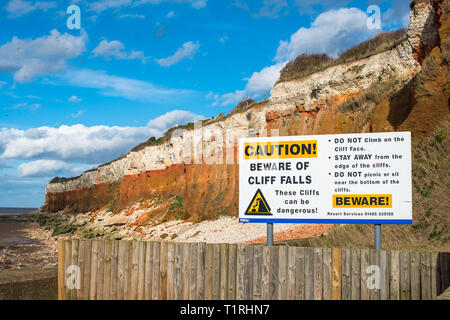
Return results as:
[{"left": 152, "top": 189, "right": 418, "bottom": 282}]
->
[{"left": 42, "top": 0, "right": 449, "bottom": 223}]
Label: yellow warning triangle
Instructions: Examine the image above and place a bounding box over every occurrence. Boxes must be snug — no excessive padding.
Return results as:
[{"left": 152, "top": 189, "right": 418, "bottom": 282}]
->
[{"left": 245, "top": 189, "right": 271, "bottom": 215}]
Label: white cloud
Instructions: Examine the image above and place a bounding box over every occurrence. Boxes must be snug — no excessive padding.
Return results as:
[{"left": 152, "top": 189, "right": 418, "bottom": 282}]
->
[
  {"left": 92, "top": 39, "right": 150, "bottom": 63},
  {"left": 0, "top": 29, "right": 87, "bottom": 83},
  {"left": 6, "top": 0, "right": 56, "bottom": 18},
  {"left": 147, "top": 109, "right": 204, "bottom": 130},
  {"left": 211, "top": 61, "right": 286, "bottom": 106},
  {"left": 68, "top": 95, "right": 82, "bottom": 103},
  {"left": 92, "top": 40, "right": 127, "bottom": 60},
  {"left": 275, "top": 8, "right": 374, "bottom": 60},
  {"left": 6, "top": 102, "right": 42, "bottom": 110},
  {"left": 18, "top": 160, "right": 70, "bottom": 177},
  {"left": 245, "top": 62, "right": 286, "bottom": 93},
  {"left": 59, "top": 68, "right": 193, "bottom": 102},
  {"left": 156, "top": 41, "right": 200, "bottom": 67},
  {"left": 166, "top": 10, "right": 175, "bottom": 18},
  {"left": 0, "top": 110, "right": 204, "bottom": 165},
  {"left": 17, "top": 160, "right": 97, "bottom": 177},
  {"left": 88, "top": 0, "right": 207, "bottom": 13},
  {"left": 118, "top": 13, "right": 146, "bottom": 19}
]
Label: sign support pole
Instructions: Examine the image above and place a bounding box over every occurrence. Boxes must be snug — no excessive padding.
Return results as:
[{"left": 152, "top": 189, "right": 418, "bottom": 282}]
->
[
  {"left": 374, "top": 224, "right": 381, "bottom": 250},
  {"left": 267, "top": 223, "right": 273, "bottom": 246}
]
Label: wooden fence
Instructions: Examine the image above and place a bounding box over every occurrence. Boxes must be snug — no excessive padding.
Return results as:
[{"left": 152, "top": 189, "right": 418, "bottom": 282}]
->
[{"left": 58, "top": 240, "right": 450, "bottom": 300}]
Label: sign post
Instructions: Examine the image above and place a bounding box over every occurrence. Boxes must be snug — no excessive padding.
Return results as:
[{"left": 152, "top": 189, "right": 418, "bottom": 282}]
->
[
  {"left": 238, "top": 132, "right": 412, "bottom": 238},
  {"left": 267, "top": 223, "right": 273, "bottom": 246},
  {"left": 374, "top": 224, "right": 381, "bottom": 250}
]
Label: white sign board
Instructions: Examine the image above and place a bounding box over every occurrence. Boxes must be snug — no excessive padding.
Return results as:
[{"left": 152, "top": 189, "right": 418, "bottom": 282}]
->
[{"left": 239, "top": 132, "right": 412, "bottom": 224}]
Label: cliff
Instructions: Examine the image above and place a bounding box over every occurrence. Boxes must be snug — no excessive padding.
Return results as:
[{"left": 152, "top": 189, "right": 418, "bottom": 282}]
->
[{"left": 42, "top": 0, "right": 449, "bottom": 225}]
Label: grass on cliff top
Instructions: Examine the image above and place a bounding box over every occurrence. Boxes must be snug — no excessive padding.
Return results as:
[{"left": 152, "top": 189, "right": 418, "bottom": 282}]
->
[
  {"left": 288, "top": 120, "right": 450, "bottom": 252},
  {"left": 277, "top": 28, "right": 407, "bottom": 84}
]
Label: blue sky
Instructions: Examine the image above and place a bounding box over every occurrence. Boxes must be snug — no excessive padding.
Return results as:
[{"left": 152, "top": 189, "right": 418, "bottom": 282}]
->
[{"left": 0, "top": 0, "right": 411, "bottom": 207}]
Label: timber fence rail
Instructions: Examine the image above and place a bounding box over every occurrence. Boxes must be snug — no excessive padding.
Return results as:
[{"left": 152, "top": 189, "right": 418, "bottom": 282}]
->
[{"left": 58, "top": 240, "right": 450, "bottom": 300}]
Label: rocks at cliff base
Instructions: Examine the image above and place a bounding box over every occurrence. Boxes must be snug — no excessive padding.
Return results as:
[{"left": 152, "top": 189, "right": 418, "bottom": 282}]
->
[{"left": 102, "top": 216, "right": 132, "bottom": 227}]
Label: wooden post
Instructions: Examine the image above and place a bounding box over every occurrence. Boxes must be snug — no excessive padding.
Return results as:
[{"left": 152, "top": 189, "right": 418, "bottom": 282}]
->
[
  {"left": 212, "top": 244, "right": 221, "bottom": 300},
  {"left": 360, "top": 249, "right": 370, "bottom": 300},
  {"left": 390, "top": 251, "right": 400, "bottom": 300},
  {"left": 304, "top": 247, "right": 314, "bottom": 300},
  {"left": 144, "top": 241, "right": 153, "bottom": 300},
  {"left": 58, "top": 240, "right": 65, "bottom": 300},
  {"left": 431, "top": 252, "right": 439, "bottom": 299},
  {"left": 160, "top": 242, "right": 168, "bottom": 300},
  {"left": 89, "top": 240, "right": 98, "bottom": 300},
  {"left": 236, "top": 245, "right": 245, "bottom": 300},
  {"left": 197, "top": 243, "right": 206, "bottom": 300},
  {"left": 188, "top": 243, "right": 198, "bottom": 300},
  {"left": 350, "top": 249, "right": 361, "bottom": 300},
  {"left": 103, "top": 240, "right": 112, "bottom": 300},
  {"left": 410, "top": 252, "right": 420, "bottom": 300},
  {"left": 227, "top": 244, "right": 237, "bottom": 300},
  {"left": 137, "top": 241, "right": 146, "bottom": 300},
  {"left": 287, "top": 247, "right": 297, "bottom": 300},
  {"left": 244, "top": 245, "right": 254, "bottom": 300},
  {"left": 261, "top": 246, "right": 271, "bottom": 300},
  {"left": 253, "top": 246, "right": 263, "bottom": 300},
  {"left": 379, "top": 250, "right": 389, "bottom": 300},
  {"left": 110, "top": 240, "right": 118, "bottom": 300},
  {"left": 96, "top": 240, "right": 104, "bottom": 300},
  {"left": 322, "top": 248, "right": 332, "bottom": 300},
  {"left": 83, "top": 240, "right": 92, "bottom": 300},
  {"left": 152, "top": 242, "right": 161, "bottom": 300},
  {"left": 167, "top": 242, "right": 176, "bottom": 300},
  {"left": 341, "top": 249, "right": 351, "bottom": 300},
  {"left": 420, "top": 252, "right": 431, "bottom": 300},
  {"left": 174, "top": 242, "right": 182, "bottom": 300},
  {"left": 204, "top": 243, "right": 213, "bottom": 300},
  {"left": 295, "top": 247, "right": 305, "bottom": 300},
  {"left": 313, "top": 248, "right": 323, "bottom": 300},
  {"left": 219, "top": 244, "right": 229, "bottom": 300},
  {"left": 269, "top": 246, "right": 279, "bottom": 300},
  {"left": 76, "top": 240, "right": 84, "bottom": 300},
  {"left": 331, "top": 248, "right": 342, "bottom": 300},
  {"left": 400, "top": 251, "right": 410, "bottom": 300},
  {"left": 369, "top": 250, "right": 380, "bottom": 300}
]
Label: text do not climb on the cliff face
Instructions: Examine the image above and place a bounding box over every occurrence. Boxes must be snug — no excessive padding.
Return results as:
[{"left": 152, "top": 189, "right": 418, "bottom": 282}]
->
[{"left": 238, "top": 132, "right": 412, "bottom": 225}]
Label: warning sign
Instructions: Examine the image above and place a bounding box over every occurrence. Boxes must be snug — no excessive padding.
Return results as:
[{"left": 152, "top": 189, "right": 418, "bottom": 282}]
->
[
  {"left": 239, "top": 132, "right": 412, "bottom": 225},
  {"left": 245, "top": 189, "right": 272, "bottom": 215}
]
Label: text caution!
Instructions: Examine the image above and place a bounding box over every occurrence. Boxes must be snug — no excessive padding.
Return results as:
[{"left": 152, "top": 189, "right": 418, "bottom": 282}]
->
[{"left": 244, "top": 141, "right": 317, "bottom": 159}]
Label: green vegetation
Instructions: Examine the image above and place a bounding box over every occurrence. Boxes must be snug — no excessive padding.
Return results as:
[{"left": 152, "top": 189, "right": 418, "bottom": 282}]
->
[
  {"left": 106, "top": 181, "right": 121, "bottom": 213},
  {"left": 168, "top": 194, "right": 184, "bottom": 220},
  {"left": 277, "top": 29, "right": 407, "bottom": 84},
  {"left": 131, "top": 136, "right": 163, "bottom": 152},
  {"left": 277, "top": 53, "right": 333, "bottom": 84},
  {"left": 338, "top": 76, "right": 406, "bottom": 113}
]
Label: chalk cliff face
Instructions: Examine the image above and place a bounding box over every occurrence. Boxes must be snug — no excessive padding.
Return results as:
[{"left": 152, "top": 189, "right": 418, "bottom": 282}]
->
[{"left": 43, "top": 0, "right": 449, "bottom": 220}]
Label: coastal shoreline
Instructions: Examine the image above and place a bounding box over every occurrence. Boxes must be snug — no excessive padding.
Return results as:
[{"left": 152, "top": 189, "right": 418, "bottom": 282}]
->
[{"left": 0, "top": 214, "right": 58, "bottom": 271}]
